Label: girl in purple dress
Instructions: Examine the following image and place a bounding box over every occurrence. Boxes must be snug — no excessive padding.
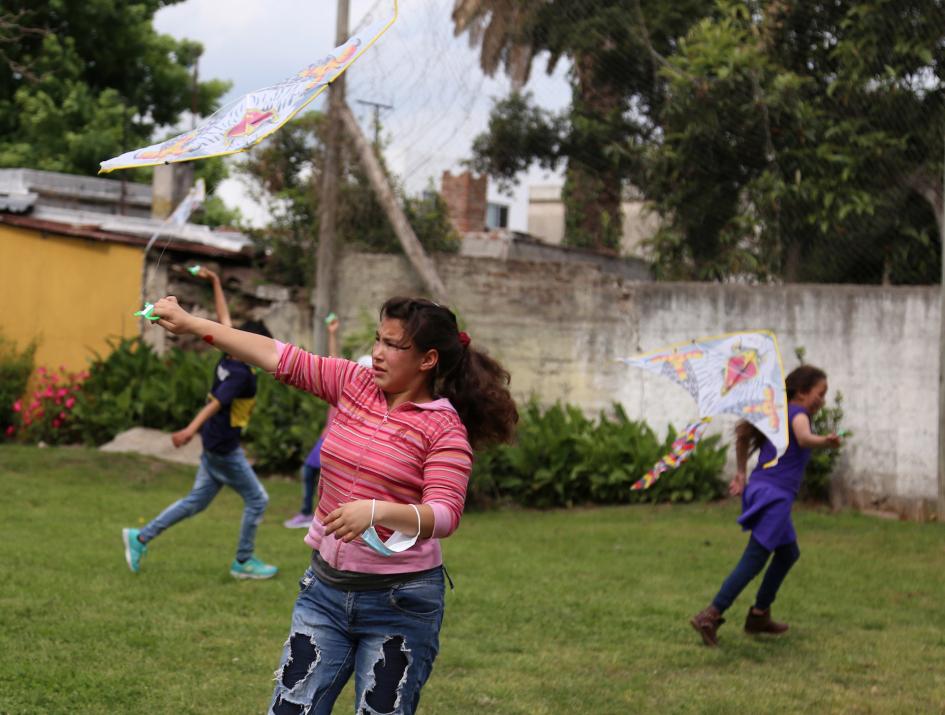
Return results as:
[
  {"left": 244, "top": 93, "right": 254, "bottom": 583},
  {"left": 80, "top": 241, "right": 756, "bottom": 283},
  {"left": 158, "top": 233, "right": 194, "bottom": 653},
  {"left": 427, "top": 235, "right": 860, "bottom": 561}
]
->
[{"left": 691, "top": 365, "right": 842, "bottom": 646}]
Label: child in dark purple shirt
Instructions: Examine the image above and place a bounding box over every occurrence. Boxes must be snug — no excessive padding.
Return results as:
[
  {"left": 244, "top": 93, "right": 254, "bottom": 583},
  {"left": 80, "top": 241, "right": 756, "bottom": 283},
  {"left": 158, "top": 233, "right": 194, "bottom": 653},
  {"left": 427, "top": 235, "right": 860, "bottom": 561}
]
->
[{"left": 691, "top": 364, "right": 842, "bottom": 646}]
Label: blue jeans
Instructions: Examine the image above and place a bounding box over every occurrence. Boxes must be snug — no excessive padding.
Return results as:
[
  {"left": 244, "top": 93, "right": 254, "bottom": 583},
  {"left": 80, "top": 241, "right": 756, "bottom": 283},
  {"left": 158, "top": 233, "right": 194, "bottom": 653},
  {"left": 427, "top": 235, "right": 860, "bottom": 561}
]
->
[
  {"left": 270, "top": 567, "right": 445, "bottom": 715},
  {"left": 712, "top": 536, "right": 801, "bottom": 613},
  {"left": 138, "top": 447, "right": 269, "bottom": 562},
  {"left": 300, "top": 464, "right": 320, "bottom": 515}
]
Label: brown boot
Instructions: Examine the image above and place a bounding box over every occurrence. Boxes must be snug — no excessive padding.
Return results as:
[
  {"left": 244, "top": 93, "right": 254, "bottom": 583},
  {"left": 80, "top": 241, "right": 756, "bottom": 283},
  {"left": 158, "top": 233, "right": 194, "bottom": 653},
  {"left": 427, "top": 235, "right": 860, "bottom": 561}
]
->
[
  {"left": 690, "top": 605, "right": 725, "bottom": 646},
  {"left": 744, "top": 607, "right": 789, "bottom": 635}
]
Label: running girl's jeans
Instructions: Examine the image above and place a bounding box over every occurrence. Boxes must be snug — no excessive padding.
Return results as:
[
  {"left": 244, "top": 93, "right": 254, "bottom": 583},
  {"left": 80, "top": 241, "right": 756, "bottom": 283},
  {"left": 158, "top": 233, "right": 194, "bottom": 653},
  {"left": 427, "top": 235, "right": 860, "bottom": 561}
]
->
[
  {"left": 712, "top": 536, "right": 801, "bottom": 613},
  {"left": 269, "top": 567, "right": 445, "bottom": 715},
  {"left": 138, "top": 447, "right": 269, "bottom": 562},
  {"left": 300, "top": 464, "right": 320, "bottom": 515}
]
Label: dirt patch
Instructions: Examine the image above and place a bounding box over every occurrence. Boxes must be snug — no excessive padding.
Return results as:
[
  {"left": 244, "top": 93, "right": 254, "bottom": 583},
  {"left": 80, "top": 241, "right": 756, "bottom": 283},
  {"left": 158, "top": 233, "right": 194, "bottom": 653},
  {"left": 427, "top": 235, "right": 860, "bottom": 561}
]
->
[{"left": 99, "top": 427, "right": 202, "bottom": 466}]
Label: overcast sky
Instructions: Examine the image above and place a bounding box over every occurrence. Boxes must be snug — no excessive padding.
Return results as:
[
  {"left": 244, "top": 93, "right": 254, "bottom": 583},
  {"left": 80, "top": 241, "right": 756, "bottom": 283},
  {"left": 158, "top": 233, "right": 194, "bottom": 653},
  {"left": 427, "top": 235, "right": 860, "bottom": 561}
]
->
[{"left": 153, "top": 0, "right": 572, "bottom": 230}]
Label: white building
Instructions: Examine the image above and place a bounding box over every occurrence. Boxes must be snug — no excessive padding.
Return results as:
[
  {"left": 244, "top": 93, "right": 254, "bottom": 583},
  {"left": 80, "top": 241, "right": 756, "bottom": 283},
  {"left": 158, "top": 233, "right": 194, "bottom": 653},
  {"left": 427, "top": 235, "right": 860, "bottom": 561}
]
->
[{"left": 526, "top": 184, "right": 661, "bottom": 258}]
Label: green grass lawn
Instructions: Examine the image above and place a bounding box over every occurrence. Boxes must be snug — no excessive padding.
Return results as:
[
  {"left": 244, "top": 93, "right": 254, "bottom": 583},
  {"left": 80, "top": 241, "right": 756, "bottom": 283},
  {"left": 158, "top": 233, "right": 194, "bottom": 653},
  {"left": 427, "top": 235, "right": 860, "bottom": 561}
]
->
[{"left": 1, "top": 445, "right": 944, "bottom": 714}]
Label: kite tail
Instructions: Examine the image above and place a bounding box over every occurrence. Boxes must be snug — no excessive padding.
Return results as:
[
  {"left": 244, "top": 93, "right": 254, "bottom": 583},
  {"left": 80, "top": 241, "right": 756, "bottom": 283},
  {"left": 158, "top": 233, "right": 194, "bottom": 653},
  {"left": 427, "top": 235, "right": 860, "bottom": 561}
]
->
[{"left": 630, "top": 418, "right": 711, "bottom": 491}]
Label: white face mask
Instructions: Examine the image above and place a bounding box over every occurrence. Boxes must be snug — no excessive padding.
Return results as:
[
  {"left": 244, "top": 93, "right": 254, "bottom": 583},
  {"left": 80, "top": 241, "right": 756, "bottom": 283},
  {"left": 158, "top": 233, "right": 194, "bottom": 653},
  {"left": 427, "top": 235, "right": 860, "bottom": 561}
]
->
[{"left": 361, "top": 500, "right": 421, "bottom": 557}]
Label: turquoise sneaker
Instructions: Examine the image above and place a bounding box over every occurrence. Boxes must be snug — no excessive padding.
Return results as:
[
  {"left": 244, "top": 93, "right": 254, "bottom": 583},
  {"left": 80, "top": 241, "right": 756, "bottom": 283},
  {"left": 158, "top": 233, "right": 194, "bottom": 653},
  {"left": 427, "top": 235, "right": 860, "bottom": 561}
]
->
[
  {"left": 230, "top": 556, "right": 278, "bottom": 580},
  {"left": 122, "top": 527, "right": 147, "bottom": 573}
]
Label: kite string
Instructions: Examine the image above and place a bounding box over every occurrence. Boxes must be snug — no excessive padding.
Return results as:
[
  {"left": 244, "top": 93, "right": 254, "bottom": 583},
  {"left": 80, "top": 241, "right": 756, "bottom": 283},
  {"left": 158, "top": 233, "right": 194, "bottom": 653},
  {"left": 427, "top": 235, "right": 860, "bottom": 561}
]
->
[{"left": 142, "top": 178, "right": 218, "bottom": 303}]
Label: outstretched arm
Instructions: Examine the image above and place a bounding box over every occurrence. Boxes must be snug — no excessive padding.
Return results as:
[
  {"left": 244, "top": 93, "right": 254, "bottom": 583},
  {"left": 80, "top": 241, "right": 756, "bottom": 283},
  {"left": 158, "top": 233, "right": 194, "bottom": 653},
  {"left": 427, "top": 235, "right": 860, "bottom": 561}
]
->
[
  {"left": 792, "top": 412, "right": 841, "bottom": 450},
  {"left": 152, "top": 296, "right": 280, "bottom": 372},
  {"left": 197, "top": 267, "right": 232, "bottom": 328},
  {"left": 327, "top": 316, "right": 339, "bottom": 358}
]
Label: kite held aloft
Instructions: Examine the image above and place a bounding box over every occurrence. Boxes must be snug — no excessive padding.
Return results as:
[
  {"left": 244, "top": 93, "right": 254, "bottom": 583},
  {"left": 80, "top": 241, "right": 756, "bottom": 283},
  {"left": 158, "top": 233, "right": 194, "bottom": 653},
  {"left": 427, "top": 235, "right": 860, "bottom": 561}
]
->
[{"left": 619, "top": 330, "right": 789, "bottom": 490}]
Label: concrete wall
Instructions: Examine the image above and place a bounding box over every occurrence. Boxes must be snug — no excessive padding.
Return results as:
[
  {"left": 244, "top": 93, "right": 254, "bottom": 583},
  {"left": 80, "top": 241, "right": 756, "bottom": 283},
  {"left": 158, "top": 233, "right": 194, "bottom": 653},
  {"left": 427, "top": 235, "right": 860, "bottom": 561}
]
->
[
  {"left": 460, "top": 230, "right": 652, "bottom": 281},
  {"left": 332, "top": 251, "right": 940, "bottom": 519},
  {"left": 143, "top": 259, "right": 314, "bottom": 355}
]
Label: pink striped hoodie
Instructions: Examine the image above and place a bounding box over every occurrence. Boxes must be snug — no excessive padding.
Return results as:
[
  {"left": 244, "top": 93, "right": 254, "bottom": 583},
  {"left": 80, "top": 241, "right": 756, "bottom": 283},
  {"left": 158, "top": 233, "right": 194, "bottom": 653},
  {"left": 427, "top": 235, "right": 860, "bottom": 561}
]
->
[{"left": 274, "top": 344, "right": 473, "bottom": 574}]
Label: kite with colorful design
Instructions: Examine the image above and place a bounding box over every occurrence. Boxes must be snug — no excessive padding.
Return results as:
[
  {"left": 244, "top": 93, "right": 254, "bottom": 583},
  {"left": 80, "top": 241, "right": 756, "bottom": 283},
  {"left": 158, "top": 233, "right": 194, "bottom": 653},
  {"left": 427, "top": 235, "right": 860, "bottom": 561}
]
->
[
  {"left": 620, "top": 330, "right": 789, "bottom": 490},
  {"left": 99, "top": 3, "right": 398, "bottom": 173}
]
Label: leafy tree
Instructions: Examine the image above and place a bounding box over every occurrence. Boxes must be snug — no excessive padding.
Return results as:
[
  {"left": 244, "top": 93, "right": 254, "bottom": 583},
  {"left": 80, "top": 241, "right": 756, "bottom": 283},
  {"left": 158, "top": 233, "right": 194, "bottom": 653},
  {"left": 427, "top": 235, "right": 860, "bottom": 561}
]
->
[
  {"left": 0, "top": 1, "right": 230, "bottom": 177},
  {"left": 459, "top": 0, "right": 944, "bottom": 283},
  {"left": 644, "top": 0, "right": 945, "bottom": 283},
  {"left": 456, "top": 0, "right": 715, "bottom": 252},
  {"left": 242, "top": 112, "right": 459, "bottom": 287}
]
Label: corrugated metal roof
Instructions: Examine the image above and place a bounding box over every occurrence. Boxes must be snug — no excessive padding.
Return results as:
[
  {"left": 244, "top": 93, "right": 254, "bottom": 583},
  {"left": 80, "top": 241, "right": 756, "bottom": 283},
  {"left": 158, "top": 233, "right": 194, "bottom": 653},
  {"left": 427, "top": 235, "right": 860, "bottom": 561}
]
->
[
  {"left": 29, "top": 205, "right": 252, "bottom": 254},
  {"left": 0, "top": 212, "right": 249, "bottom": 259},
  {"left": 0, "top": 168, "right": 252, "bottom": 257}
]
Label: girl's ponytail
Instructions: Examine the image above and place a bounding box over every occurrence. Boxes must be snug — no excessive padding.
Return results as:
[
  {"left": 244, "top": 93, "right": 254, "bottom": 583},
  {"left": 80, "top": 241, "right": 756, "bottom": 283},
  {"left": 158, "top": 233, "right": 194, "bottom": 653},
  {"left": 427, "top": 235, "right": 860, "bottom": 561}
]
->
[{"left": 439, "top": 343, "right": 517, "bottom": 449}]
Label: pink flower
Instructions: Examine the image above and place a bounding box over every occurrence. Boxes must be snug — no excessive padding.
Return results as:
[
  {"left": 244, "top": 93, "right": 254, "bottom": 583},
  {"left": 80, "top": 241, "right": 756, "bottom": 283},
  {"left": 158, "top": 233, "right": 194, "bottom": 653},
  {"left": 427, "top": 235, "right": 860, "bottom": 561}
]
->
[
  {"left": 51, "top": 419, "right": 61, "bottom": 429},
  {"left": 12, "top": 400, "right": 21, "bottom": 413},
  {"left": 59, "top": 411, "right": 67, "bottom": 420},
  {"left": 5, "top": 426, "right": 14, "bottom": 437},
  {"left": 29, "top": 400, "right": 41, "bottom": 411},
  {"left": 43, "top": 387, "right": 54, "bottom": 399},
  {"left": 57, "top": 388, "right": 68, "bottom": 398},
  {"left": 37, "top": 366, "right": 47, "bottom": 375},
  {"left": 65, "top": 397, "right": 76, "bottom": 409}
]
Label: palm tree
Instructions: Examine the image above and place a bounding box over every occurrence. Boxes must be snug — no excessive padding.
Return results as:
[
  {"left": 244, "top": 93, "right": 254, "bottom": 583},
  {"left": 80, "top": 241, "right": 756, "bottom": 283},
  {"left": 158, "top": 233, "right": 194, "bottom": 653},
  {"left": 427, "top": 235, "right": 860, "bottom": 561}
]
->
[{"left": 451, "top": 0, "right": 543, "bottom": 91}]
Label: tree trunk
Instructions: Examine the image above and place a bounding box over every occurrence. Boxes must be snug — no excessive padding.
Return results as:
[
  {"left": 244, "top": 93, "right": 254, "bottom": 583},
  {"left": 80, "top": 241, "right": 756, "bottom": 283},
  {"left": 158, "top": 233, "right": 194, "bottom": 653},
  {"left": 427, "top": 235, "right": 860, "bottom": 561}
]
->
[
  {"left": 339, "top": 102, "right": 449, "bottom": 304},
  {"left": 905, "top": 168, "right": 943, "bottom": 237},
  {"left": 783, "top": 239, "right": 801, "bottom": 283},
  {"left": 563, "top": 51, "right": 624, "bottom": 253}
]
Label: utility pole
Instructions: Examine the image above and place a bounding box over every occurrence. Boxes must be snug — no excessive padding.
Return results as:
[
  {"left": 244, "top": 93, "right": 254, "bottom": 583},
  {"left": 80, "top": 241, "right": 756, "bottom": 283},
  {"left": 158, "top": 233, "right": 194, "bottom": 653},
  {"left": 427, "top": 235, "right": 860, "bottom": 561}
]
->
[
  {"left": 313, "top": 0, "right": 349, "bottom": 355},
  {"left": 939, "top": 134, "right": 945, "bottom": 520},
  {"left": 356, "top": 99, "right": 393, "bottom": 147}
]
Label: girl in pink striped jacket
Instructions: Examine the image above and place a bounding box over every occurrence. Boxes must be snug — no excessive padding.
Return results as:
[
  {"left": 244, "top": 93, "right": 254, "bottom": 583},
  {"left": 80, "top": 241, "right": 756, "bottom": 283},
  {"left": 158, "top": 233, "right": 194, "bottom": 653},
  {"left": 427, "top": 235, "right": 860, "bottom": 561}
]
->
[{"left": 151, "top": 295, "right": 517, "bottom": 715}]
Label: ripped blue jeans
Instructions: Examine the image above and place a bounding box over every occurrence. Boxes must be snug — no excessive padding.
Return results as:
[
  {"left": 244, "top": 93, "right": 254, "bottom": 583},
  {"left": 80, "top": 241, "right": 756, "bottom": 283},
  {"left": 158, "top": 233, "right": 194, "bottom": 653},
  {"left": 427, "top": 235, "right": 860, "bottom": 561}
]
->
[{"left": 270, "top": 567, "right": 445, "bottom": 715}]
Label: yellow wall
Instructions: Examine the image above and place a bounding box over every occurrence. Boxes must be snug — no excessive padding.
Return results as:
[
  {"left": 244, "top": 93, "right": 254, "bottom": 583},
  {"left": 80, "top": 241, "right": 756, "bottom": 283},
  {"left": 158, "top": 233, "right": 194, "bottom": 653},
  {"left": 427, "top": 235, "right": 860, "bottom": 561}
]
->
[{"left": 0, "top": 223, "right": 142, "bottom": 371}]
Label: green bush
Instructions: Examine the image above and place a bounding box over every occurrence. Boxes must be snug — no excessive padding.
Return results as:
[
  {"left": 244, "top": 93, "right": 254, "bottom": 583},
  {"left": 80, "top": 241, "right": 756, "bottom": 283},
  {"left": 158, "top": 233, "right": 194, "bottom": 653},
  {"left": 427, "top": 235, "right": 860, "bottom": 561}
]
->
[
  {"left": 0, "top": 332, "right": 36, "bottom": 439},
  {"left": 71, "top": 338, "right": 213, "bottom": 445},
  {"left": 68, "top": 337, "right": 327, "bottom": 474},
  {"left": 243, "top": 376, "right": 328, "bottom": 474},
  {"left": 469, "top": 401, "right": 728, "bottom": 509}
]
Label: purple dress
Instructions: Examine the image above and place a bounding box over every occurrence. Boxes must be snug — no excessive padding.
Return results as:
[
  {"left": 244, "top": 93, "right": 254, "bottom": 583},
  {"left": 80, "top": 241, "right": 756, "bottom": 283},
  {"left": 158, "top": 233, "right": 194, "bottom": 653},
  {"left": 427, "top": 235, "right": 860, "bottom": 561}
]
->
[
  {"left": 737, "top": 404, "right": 812, "bottom": 550},
  {"left": 303, "top": 407, "right": 336, "bottom": 469}
]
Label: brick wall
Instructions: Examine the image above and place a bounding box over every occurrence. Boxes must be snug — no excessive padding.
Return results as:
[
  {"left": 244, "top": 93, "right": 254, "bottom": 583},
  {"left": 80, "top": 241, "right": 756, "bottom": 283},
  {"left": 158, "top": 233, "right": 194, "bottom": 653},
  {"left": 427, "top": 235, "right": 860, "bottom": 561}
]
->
[{"left": 440, "top": 170, "right": 487, "bottom": 233}]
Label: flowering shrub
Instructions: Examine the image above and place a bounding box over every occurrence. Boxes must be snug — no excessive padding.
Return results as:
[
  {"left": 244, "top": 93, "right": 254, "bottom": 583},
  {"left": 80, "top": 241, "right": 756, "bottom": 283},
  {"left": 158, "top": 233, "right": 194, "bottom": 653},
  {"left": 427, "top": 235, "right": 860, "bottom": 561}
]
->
[{"left": 8, "top": 365, "right": 88, "bottom": 445}]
